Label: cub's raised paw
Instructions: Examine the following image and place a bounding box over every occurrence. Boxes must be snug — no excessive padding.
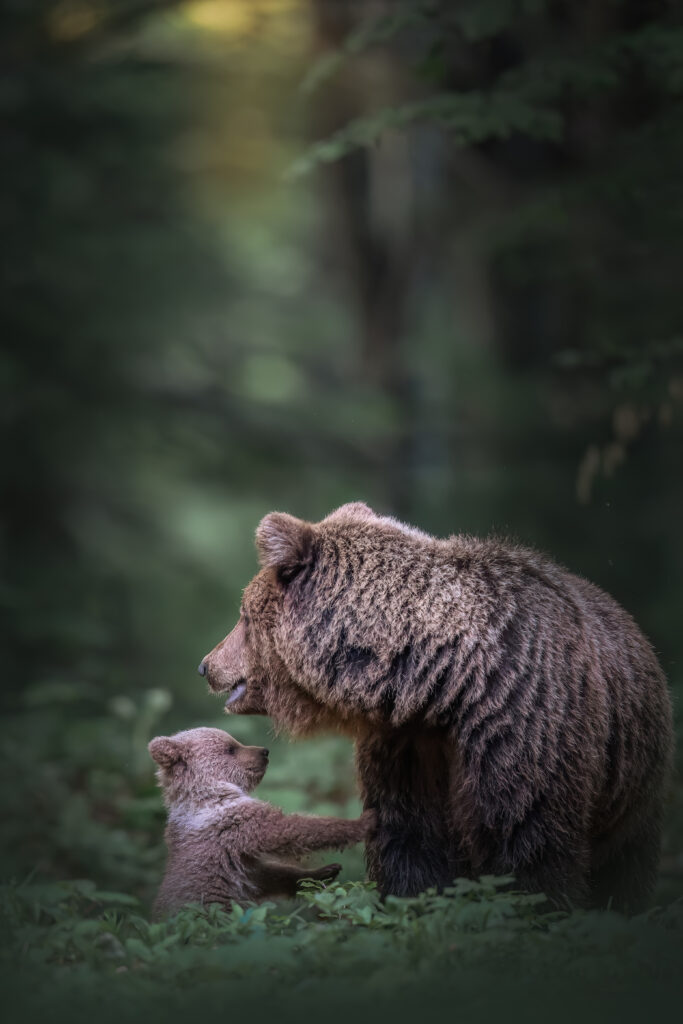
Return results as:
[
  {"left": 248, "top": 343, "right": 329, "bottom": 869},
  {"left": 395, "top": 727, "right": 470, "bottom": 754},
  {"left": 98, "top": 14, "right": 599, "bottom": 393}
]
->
[{"left": 308, "top": 862, "right": 342, "bottom": 882}]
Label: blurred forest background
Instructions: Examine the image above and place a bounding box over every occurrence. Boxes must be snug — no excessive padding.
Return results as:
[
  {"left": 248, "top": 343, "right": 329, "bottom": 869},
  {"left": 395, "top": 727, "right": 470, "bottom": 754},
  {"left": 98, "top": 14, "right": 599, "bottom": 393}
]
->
[{"left": 1, "top": 0, "right": 683, "bottom": 1018}]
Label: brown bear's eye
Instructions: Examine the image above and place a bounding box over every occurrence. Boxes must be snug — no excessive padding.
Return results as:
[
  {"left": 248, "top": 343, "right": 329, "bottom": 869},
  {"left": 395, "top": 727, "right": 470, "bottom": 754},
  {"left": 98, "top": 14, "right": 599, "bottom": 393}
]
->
[{"left": 227, "top": 746, "right": 237, "bottom": 756}]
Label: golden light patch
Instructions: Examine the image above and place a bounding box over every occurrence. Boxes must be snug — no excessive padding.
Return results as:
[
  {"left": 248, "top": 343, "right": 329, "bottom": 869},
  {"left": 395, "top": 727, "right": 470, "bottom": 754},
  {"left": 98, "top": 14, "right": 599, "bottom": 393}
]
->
[
  {"left": 184, "top": 0, "right": 299, "bottom": 36},
  {"left": 47, "top": 0, "right": 102, "bottom": 41}
]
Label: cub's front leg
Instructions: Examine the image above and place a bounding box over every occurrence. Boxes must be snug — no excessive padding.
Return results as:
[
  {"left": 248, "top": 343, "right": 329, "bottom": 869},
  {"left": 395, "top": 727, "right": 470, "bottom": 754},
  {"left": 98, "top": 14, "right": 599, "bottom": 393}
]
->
[{"left": 252, "top": 807, "right": 374, "bottom": 860}]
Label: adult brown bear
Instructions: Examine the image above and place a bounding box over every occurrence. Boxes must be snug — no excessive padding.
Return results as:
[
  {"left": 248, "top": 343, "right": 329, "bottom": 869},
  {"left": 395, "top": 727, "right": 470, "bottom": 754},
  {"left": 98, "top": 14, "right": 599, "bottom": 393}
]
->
[{"left": 199, "top": 502, "right": 673, "bottom": 910}]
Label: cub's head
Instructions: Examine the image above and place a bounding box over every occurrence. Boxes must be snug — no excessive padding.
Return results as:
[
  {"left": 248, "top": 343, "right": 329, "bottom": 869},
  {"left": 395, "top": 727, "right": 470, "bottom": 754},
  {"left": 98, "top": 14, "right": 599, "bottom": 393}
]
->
[
  {"left": 148, "top": 727, "right": 269, "bottom": 806},
  {"left": 198, "top": 502, "right": 437, "bottom": 736}
]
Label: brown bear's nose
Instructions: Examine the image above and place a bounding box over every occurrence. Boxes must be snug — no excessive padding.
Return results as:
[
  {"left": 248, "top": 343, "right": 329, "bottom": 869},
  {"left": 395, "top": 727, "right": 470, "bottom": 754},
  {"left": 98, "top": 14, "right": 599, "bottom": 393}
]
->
[
  {"left": 198, "top": 660, "right": 208, "bottom": 677},
  {"left": 262, "top": 749, "right": 269, "bottom": 758}
]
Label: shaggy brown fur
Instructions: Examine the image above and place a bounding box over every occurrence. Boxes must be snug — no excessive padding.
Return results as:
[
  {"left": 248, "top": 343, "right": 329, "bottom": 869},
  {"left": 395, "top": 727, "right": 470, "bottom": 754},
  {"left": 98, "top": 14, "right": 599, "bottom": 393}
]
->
[
  {"left": 200, "top": 502, "right": 674, "bottom": 911},
  {"left": 149, "top": 727, "right": 372, "bottom": 917}
]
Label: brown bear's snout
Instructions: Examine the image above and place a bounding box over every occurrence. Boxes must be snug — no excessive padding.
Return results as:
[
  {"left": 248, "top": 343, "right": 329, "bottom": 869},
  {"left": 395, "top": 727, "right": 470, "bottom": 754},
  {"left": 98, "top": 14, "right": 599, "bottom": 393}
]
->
[
  {"left": 200, "top": 619, "right": 248, "bottom": 695},
  {"left": 201, "top": 618, "right": 269, "bottom": 716}
]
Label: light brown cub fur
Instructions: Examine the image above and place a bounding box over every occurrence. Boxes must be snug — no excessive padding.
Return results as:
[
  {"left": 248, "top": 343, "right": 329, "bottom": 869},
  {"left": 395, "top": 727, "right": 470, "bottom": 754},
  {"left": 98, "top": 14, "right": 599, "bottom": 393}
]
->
[{"left": 149, "top": 726, "right": 372, "bottom": 917}]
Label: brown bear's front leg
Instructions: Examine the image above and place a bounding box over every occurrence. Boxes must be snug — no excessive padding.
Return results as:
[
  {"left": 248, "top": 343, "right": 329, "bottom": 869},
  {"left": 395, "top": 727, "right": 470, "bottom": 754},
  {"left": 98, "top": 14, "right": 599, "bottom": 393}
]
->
[{"left": 356, "top": 728, "right": 467, "bottom": 897}]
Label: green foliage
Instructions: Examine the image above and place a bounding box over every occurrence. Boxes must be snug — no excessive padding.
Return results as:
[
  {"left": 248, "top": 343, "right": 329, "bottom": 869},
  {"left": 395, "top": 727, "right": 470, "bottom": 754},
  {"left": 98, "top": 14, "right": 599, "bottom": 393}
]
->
[
  {"left": 299, "top": 0, "right": 556, "bottom": 96},
  {"left": 0, "top": 693, "right": 168, "bottom": 894},
  {"left": 2, "top": 875, "right": 683, "bottom": 1022},
  {"left": 286, "top": 91, "right": 562, "bottom": 180},
  {"left": 291, "top": 9, "right": 683, "bottom": 177},
  {"left": 299, "top": 3, "right": 430, "bottom": 96}
]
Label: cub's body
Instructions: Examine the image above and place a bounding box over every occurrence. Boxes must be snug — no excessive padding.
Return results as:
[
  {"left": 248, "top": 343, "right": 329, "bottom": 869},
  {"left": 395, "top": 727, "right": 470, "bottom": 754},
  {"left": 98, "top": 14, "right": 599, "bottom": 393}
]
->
[{"left": 150, "top": 727, "right": 369, "bottom": 917}]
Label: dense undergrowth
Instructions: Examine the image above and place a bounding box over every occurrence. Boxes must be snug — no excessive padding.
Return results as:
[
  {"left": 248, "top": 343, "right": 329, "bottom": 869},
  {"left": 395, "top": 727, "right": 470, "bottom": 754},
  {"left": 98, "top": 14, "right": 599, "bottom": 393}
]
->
[{"left": 3, "top": 875, "right": 683, "bottom": 1024}]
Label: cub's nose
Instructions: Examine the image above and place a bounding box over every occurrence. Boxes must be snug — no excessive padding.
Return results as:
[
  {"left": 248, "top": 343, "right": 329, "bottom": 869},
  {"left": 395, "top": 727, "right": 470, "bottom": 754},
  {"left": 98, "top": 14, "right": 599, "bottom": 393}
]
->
[
  {"left": 262, "top": 748, "right": 270, "bottom": 758},
  {"left": 198, "top": 660, "right": 208, "bottom": 677}
]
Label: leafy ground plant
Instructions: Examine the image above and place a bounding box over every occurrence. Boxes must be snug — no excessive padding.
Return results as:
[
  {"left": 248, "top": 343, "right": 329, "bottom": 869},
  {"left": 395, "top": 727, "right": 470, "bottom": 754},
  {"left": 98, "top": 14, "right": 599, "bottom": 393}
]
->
[{"left": 2, "top": 875, "right": 683, "bottom": 1024}]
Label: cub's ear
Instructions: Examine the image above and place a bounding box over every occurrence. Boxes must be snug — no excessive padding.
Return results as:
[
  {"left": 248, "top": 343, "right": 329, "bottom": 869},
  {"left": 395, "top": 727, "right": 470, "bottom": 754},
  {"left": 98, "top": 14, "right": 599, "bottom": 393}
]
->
[
  {"left": 256, "top": 512, "right": 315, "bottom": 584},
  {"left": 148, "top": 736, "right": 184, "bottom": 769}
]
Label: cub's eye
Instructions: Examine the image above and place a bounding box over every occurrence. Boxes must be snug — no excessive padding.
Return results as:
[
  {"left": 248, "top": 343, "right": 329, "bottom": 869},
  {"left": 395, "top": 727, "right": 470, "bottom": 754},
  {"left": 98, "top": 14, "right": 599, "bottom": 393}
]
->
[{"left": 227, "top": 746, "right": 237, "bottom": 756}]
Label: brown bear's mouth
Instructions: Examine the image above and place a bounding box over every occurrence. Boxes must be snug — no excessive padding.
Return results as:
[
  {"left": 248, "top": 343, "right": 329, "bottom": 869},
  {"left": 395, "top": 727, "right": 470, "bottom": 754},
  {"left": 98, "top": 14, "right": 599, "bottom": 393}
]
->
[{"left": 224, "top": 681, "right": 247, "bottom": 708}]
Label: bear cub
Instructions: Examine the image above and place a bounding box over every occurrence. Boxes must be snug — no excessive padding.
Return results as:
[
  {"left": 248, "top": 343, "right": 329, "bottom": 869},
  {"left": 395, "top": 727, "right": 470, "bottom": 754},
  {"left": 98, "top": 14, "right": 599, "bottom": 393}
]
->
[{"left": 150, "top": 726, "right": 372, "bottom": 917}]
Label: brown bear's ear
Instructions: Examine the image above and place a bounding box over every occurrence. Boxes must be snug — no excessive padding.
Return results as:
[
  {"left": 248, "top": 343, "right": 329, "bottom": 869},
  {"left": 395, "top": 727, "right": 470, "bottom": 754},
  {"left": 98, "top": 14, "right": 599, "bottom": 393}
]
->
[
  {"left": 256, "top": 512, "right": 315, "bottom": 584},
  {"left": 333, "top": 502, "right": 376, "bottom": 521},
  {"left": 148, "top": 736, "right": 184, "bottom": 769}
]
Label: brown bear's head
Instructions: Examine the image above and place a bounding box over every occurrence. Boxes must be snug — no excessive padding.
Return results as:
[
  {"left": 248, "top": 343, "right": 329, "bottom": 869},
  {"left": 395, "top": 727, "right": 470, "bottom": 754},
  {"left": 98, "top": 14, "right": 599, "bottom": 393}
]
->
[
  {"left": 199, "top": 502, "right": 444, "bottom": 736},
  {"left": 148, "top": 727, "right": 269, "bottom": 806}
]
